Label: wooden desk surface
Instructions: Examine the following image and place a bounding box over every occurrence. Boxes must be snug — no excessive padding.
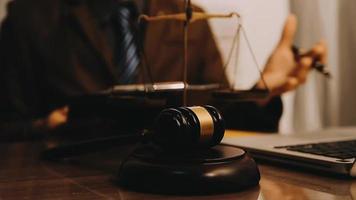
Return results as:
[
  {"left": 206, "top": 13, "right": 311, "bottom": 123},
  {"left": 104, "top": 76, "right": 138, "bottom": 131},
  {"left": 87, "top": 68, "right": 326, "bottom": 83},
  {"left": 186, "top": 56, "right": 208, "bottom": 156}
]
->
[{"left": 0, "top": 131, "right": 355, "bottom": 200}]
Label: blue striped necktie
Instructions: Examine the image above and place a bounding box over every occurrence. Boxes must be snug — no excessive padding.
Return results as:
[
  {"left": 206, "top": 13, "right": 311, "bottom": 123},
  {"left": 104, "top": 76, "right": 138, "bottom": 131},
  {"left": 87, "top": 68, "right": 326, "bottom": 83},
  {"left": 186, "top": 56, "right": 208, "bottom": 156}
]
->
[{"left": 113, "top": 3, "right": 140, "bottom": 84}]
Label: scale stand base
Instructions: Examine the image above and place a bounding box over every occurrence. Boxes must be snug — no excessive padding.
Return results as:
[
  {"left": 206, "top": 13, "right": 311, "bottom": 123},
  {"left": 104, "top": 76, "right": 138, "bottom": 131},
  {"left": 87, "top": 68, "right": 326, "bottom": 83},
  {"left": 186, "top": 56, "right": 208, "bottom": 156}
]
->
[{"left": 115, "top": 144, "right": 260, "bottom": 195}]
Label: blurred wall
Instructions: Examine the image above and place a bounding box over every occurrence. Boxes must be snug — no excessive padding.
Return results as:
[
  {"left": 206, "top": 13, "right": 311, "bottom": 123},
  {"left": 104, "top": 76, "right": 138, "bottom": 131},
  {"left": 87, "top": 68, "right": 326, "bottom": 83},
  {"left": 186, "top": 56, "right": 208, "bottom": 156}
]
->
[
  {"left": 290, "top": 0, "right": 356, "bottom": 132},
  {"left": 339, "top": 0, "right": 356, "bottom": 127},
  {"left": 289, "top": 0, "right": 337, "bottom": 132}
]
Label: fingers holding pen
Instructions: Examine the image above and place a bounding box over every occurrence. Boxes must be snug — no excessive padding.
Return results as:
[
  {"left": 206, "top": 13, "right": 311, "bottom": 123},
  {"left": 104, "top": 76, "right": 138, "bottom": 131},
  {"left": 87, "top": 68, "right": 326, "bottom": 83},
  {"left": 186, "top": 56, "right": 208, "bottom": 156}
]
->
[
  {"left": 294, "top": 40, "right": 328, "bottom": 80},
  {"left": 303, "top": 40, "right": 328, "bottom": 64},
  {"left": 315, "top": 40, "right": 328, "bottom": 65}
]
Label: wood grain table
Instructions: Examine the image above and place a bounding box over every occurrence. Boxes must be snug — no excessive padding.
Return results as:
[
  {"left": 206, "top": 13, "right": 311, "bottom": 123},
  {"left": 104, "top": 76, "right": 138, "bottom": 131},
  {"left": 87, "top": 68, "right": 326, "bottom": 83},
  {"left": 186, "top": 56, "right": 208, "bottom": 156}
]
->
[{"left": 0, "top": 131, "right": 355, "bottom": 200}]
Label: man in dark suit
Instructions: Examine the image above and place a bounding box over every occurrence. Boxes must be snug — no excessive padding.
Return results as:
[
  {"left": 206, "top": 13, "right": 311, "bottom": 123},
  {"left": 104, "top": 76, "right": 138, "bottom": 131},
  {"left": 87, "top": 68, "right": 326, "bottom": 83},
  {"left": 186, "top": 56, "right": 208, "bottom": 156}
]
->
[{"left": 0, "top": 0, "right": 326, "bottom": 140}]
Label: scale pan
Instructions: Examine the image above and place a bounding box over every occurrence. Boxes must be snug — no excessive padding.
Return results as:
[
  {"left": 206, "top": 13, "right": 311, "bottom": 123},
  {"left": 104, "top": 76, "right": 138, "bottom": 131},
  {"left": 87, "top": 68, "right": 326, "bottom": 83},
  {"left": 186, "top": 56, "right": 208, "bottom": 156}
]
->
[
  {"left": 101, "top": 82, "right": 270, "bottom": 101},
  {"left": 103, "top": 82, "right": 221, "bottom": 97}
]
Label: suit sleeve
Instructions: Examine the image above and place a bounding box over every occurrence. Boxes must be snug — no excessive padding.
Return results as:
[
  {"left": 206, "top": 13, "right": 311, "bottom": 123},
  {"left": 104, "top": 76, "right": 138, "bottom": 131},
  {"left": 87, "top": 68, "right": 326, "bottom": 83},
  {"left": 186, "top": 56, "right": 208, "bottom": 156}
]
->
[
  {"left": 216, "top": 97, "right": 283, "bottom": 132},
  {"left": 0, "top": 2, "right": 45, "bottom": 141}
]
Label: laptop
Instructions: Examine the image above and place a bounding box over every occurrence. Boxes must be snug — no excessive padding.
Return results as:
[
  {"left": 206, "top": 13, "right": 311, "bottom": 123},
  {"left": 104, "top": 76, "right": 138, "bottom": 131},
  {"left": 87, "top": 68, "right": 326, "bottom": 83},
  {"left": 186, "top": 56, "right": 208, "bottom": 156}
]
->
[{"left": 222, "top": 127, "right": 356, "bottom": 177}]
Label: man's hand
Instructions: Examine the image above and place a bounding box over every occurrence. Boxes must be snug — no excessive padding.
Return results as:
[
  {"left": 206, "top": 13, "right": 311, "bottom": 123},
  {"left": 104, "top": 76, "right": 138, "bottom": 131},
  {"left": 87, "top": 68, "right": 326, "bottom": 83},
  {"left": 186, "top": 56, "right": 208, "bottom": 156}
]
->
[
  {"left": 256, "top": 14, "right": 327, "bottom": 97},
  {"left": 46, "top": 106, "right": 69, "bottom": 129},
  {"left": 34, "top": 106, "right": 69, "bottom": 132}
]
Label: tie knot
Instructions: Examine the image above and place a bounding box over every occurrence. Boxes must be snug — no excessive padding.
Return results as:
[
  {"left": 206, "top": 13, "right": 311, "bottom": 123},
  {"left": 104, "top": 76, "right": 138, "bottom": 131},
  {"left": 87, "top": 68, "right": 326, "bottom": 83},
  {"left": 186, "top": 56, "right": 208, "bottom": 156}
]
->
[
  {"left": 117, "top": 2, "right": 139, "bottom": 20},
  {"left": 118, "top": 5, "right": 131, "bottom": 18}
]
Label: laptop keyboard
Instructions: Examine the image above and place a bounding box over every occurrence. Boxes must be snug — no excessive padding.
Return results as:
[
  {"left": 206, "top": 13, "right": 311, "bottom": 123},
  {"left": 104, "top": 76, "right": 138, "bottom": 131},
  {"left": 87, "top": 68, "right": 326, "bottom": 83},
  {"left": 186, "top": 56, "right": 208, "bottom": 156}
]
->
[{"left": 275, "top": 140, "right": 356, "bottom": 159}]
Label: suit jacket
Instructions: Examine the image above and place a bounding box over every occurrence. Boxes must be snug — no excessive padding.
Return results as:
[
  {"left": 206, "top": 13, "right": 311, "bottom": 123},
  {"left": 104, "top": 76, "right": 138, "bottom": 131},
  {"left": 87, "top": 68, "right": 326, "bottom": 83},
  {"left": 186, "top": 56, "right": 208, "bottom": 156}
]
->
[{"left": 0, "top": 0, "right": 282, "bottom": 140}]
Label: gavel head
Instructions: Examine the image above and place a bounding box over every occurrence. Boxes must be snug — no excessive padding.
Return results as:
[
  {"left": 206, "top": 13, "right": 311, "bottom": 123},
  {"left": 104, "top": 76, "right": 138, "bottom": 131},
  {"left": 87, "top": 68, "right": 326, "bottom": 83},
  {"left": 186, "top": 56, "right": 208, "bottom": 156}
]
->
[{"left": 152, "top": 105, "right": 225, "bottom": 150}]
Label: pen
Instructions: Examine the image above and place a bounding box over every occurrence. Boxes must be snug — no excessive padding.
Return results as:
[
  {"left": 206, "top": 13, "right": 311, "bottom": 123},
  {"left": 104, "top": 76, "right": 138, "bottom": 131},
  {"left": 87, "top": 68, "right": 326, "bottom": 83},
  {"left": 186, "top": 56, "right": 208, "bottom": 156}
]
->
[{"left": 292, "top": 45, "right": 331, "bottom": 78}]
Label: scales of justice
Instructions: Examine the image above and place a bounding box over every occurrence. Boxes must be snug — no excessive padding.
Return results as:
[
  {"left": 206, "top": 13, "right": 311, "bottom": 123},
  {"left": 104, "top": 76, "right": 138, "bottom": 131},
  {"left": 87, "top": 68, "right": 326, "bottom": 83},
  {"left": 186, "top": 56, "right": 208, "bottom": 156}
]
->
[
  {"left": 44, "top": 0, "right": 266, "bottom": 194},
  {"left": 107, "top": 0, "right": 271, "bottom": 103}
]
